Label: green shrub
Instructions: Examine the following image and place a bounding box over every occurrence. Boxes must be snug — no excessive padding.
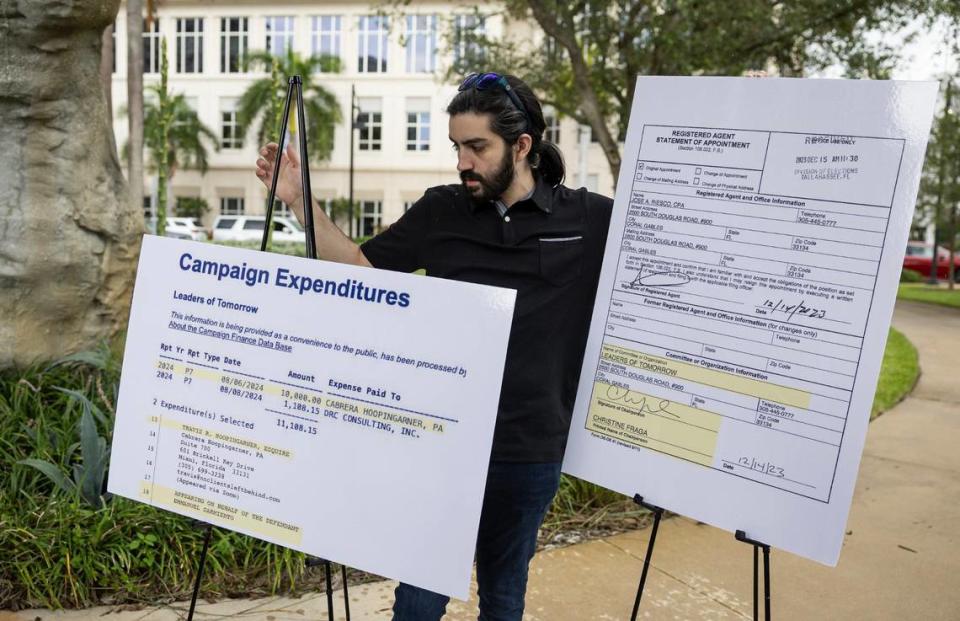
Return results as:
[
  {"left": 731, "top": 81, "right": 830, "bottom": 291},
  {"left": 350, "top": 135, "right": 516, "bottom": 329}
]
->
[
  {"left": 0, "top": 345, "right": 323, "bottom": 610},
  {"left": 900, "top": 268, "right": 923, "bottom": 283}
]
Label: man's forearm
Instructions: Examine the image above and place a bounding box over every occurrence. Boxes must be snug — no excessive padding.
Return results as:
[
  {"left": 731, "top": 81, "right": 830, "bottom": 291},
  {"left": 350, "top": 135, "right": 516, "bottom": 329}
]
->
[{"left": 289, "top": 196, "right": 372, "bottom": 267}]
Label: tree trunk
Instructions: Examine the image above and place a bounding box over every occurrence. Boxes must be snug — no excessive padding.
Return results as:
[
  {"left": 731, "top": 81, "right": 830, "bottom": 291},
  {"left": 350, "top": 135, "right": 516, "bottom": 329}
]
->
[
  {"left": 127, "top": 0, "right": 144, "bottom": 221},
  {"left": 100, "top": 22, "right": 113, "bottom": 119},
  {"left": 0, "top": 0, "right": 140, "bottom": 367},
  {"left": 526, "top": 0, "right": 622, "bottom": 184}
]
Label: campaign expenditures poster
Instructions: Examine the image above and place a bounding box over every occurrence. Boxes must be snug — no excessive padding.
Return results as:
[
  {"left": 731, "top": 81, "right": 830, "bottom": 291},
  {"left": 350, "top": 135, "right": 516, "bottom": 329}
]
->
[
  {"left": 108, "top": 236, "right": 516, "bottom": 598},
  {"left": 562, "top": 77, "right": 938, "bottom": 565}
]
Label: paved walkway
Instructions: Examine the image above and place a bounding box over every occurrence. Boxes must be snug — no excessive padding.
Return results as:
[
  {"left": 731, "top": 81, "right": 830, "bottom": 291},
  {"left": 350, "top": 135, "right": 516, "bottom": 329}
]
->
[{"left": 6, "top": 300, "right": 959, "bottom": 621}]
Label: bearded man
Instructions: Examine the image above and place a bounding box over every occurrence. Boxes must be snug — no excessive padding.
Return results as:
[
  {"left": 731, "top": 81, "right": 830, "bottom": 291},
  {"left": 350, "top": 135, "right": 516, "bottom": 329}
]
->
[{"left": 255, "top": 72, "right": 612, "bottom": 621}]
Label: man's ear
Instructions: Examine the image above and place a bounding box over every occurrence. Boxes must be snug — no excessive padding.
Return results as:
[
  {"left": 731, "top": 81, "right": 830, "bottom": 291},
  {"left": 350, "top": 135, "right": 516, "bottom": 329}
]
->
[{"left": 515, "top": 133, "right": 533, "bottom": 161}]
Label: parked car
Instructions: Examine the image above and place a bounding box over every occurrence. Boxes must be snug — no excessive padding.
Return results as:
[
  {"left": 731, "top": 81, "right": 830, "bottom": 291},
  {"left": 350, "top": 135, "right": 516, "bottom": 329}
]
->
[
  {"left": 211, "top": 215, "right": 306, "bottom": 244},
  {"left": 146, "top": 217, "right": 207, "bottom": 241},
  {"left": 903, "top": 241, "right": 960, "bottom": 281}
]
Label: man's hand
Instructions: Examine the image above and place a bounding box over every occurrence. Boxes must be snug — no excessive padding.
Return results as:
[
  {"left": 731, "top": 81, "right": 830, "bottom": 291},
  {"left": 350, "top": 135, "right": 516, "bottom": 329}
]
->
[{"left": 255, "top": 143, "right": 304, "bottom": 220}]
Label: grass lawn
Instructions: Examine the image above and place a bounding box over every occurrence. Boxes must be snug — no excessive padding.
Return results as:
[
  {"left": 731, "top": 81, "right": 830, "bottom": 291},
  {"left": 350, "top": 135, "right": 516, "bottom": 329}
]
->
[
  {"left": 898, "top": 283, "right": 960, "bottom": 309},
  {"left": 871, "top": 327, "right": 919, "bottom": 419}
]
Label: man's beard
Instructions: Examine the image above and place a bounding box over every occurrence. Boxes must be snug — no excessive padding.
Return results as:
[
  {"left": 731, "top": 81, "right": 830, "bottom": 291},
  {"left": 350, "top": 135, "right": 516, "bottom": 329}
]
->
[{"left": 460, "top": 147, "right": 515, "bottom": 206}]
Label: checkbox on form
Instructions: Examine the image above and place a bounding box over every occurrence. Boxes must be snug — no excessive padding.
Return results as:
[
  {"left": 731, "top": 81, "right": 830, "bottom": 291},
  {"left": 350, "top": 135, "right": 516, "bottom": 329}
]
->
[{"left": 694, "top": 177, "right": 701, "bottom": 185}]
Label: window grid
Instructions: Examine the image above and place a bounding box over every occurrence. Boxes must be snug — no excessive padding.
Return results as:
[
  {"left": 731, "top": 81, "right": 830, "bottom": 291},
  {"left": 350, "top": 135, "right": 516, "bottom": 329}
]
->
[
  {"left": 359, "top": 200, "right": 382, "bottom": 237},
  {"left": 220, "top": 197, "right": 245, "bottom": 215},
  {"left": 272, "top": 199, "right": 292, "bottom": 217},
  {"left": 311, "top": 15, "right": 341, "bottom": 68},
  {"left": 358, "top": 109, "right": 382, "bottom": 151},
  {"left": 358, "top": 15, "right": 388, "bottom": 73},
  {"left": 221, "top": 110, "right": 242, "bottom": 149},
  {"left": 220, "top": 17, "right": 248, "bottom": 73},
  {"left": 544, "top": 114, "right": 560, "bottom": 144},
  {"left": 406, "top": 111, "right": 430, "bottom": 151},
  {"left": 176, "top": 18, "right": 204, "bottom": 73},
  {"left": 405, "top": 15, "right": 437, "bottom": 73},
  {"left": 143, "top": 195, "right": 154, "bottom": 218},
  {"left": 452, "top": 14, "right": 485, "bottom": 67},
  {"left": 143, "top": 19, "right": 161, "bottom": 74},
  {"left": 266, "top": 16, "right": 295, "bottom": 57}
]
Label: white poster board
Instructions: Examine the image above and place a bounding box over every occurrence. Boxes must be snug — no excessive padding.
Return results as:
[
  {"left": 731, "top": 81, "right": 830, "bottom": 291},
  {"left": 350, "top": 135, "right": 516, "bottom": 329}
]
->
[
  {"left": 563, "top": 77, "right": 937, "bottom": 565},
  {"left": 108, "top": 236, "right": 516, "bottom": 598}
]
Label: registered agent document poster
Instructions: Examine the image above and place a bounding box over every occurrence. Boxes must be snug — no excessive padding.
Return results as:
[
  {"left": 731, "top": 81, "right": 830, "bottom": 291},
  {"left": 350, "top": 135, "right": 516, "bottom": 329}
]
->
[
  {"left": 108, "top": 236, "right": 516, "bottom": 598},
  {"left": 563, "top": 77, "right": 937, "bottom": 565}
]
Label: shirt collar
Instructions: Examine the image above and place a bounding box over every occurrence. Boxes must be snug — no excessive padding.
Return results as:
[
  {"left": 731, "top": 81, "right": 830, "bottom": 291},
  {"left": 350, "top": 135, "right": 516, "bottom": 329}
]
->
[{"left": 468, "top": 174, "right": 554, "bottom": 215}]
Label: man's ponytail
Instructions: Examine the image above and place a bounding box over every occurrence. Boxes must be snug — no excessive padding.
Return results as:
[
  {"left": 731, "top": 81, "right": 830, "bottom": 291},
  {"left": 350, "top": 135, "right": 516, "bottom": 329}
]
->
[{"left": 535, "top": 140, "right": 565, "bottom": 187}]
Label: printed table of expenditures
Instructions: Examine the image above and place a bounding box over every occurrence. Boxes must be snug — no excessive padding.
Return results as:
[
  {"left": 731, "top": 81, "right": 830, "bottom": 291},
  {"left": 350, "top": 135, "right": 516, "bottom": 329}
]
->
[
  {"left": 108, "top": 236, "right": 516, "bottom": 599},
  {"left": 585, "top": 124, "right": 906, "bottom": 503}
]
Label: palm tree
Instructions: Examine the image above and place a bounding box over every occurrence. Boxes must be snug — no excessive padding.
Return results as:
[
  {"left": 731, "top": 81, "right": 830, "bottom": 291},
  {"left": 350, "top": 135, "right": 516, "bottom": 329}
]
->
[
  {"left": 142, "top": 86, "right": 219, "bottom": 177},
  {"left": 122, "top": 89, "right": 218, "bottom": 235},
  {"left": 237, "top": 49, "right": 342, "bottom": 161}
]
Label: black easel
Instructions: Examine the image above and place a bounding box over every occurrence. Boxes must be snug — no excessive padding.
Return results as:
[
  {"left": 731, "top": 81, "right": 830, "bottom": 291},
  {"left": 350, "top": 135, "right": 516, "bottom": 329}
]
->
[
  {"left": 629, "top": 494, "right": 664, "bottom": 621},
  {"left": 186, "top": 522, "right": 213, "bottom": 621},
  {"left": 626, "top": 499, "right": 773, "bottom": 620},
  {"left": 736, "top": 530, "right": 771, "bottom": 620},
  {"left": 183, "top": 75, "right": 351, "bottom": 621},
  {"left": 259, "top": 74, "right": 352, "bottom": 621}
]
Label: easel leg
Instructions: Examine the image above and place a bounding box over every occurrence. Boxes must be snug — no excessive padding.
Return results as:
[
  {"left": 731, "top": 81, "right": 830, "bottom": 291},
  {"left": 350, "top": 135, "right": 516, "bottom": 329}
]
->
[
  {"left": 306, "top": 556, "right": 351, "bottom": 620},
  {"left": 324, "top": 560, "right": 335, "bottom": 619},
  {"left": 762, "top": 544, "right": 771, "bottom": 620},
  {"left": 262, "top": 79, "right": 297, "bottom": 253},
  {"left": 630, "top": 494, "right": 665, "bottom": 621},
  {"left": 186, "top": 523, "right": 214, "bottom": 621},
  {"left": 341, "top": 564, "right": 351, "bottom": 620},
  {"left": 752, "top": 544, "right": 758, "bottom": 620},
  {"left": 735, "top": 530, "right": 771, "bottom": 620}
]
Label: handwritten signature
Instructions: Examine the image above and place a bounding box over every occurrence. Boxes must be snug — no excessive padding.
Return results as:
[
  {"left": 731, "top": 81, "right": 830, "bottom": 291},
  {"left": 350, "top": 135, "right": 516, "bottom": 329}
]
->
[
  {"left": 760, "top": 297, "right": 826, "bottom": 321},
  {"left": 622, "top": 263, "right": 690, "bottom": 290},
  {"left": 604, "top": 385, "right": 679, "bottom": 418}
]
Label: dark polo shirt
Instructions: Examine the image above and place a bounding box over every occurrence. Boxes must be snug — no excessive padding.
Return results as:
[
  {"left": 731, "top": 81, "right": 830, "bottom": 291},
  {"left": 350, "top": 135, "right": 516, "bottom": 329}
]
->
[{"left": 361, "top": 177, "right": 612, "bottom": 462}]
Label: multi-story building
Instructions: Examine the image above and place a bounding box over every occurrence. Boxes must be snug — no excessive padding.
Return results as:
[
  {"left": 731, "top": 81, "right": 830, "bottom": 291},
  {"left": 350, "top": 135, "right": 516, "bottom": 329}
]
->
[{"left": 110, "top": 0, "right": 616, "bottom": 234}]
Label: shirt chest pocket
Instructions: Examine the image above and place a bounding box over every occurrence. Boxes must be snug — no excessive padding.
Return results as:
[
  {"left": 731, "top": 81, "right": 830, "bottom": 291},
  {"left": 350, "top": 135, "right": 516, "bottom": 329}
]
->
[{"left": 539, "top": 236, "right": 584, "bottom": 286}]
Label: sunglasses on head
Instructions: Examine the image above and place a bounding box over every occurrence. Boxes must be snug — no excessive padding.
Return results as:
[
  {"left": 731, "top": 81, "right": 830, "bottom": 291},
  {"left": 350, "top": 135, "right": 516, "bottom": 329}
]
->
[{"left": 458, "top": 72, "right": 531, "bottom": 131}]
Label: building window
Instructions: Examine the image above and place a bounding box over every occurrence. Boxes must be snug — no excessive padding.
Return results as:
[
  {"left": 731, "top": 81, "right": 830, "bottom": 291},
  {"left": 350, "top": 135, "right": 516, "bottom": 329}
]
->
[
  {"left": 358, "top": 15, "right": 388, "bottom": 73},
  {"left": 405, "top": 15, "right": 436, "bottom": 73},
  {"left": 111, "top": 21, "right": 117, "bottom": 73},
  {"left": 176, "top": 18, "right": 204, "bottom": 73},
  {"left": 544, "top": 113, "right": 560, "bottom": 144},
  {"left": 220, "top": 196, "right": 245, "bottom": 215},
  {"left": 406, "top": 98, "right": 430, "bottom": 151},
  {"left": 272, "top": 199, "right": 292, "bottom": 217},
  {"left": 220, "top": 99, "right": 242, "bottom": 149},
  {"left": 359, "top": 200, "right": 382, "bottom": 237},
  {"left": 311, "top": 15, "right": 341, "bottom": 68},
  {"left": 143, "top": 19, "right": 161, "bottom": 74},
  {"left": 143, "top": 195, "right": 154, "bottom": 219},
  {"left": 357, "top": 98, "right": 382, "bottom": 151},
  {"left": 452, "top": 14, "right": 485, "bottom": 67},
  {"left": 220, "top": 17, "right": 248, "bottom": 73},
  {"left": 266, "top": 16, "right": 295, "bottom": 57}
]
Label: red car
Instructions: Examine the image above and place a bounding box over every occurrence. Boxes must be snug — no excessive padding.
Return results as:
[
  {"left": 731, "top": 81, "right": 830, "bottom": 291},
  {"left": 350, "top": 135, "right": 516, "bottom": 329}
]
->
[{"left": 903, "top": 241, "right": 960, "bottom": 281}]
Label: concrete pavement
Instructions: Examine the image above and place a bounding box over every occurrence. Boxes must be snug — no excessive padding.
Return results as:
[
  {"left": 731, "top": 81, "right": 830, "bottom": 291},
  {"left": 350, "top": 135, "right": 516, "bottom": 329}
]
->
[{"left": 7, "top": 299, "right": 959, "bottom": 620}]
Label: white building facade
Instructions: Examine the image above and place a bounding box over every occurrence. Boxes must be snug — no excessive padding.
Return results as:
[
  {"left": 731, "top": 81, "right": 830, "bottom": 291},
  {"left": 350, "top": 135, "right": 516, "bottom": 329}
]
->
[{"left": 111, "top": 0, "right": 615, "bottom": 234}]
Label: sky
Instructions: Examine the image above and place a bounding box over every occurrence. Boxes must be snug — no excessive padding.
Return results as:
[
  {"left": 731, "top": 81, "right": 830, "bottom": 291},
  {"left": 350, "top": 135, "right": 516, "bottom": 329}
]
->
[
  {"left": 811, "top": 15, "right": 957, "bottom": 81},
  {"left": 888, "top": 16, "right": 957, "bottom": 80}
]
